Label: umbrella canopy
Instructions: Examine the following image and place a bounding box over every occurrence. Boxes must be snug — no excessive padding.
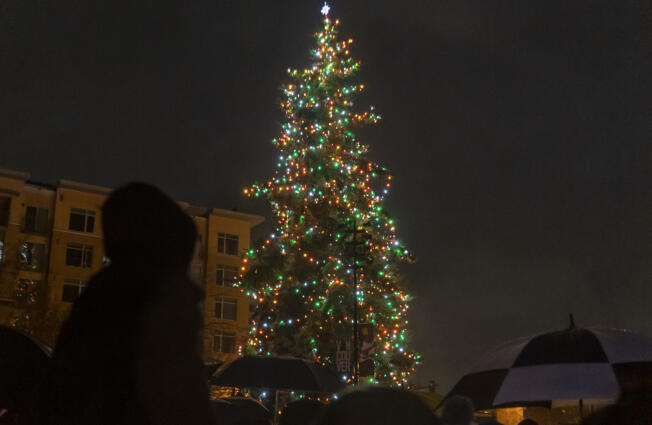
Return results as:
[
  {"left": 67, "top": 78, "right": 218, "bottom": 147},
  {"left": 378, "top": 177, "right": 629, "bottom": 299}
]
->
[
  {"left": 211, "top": 356, "right": 345, "bottom": 393},
  {"left": 442, "top": 323, "right": 652, "bottom": 410},
  {"left": 0, "top": 326, "right": 52, "bottom": 411}
]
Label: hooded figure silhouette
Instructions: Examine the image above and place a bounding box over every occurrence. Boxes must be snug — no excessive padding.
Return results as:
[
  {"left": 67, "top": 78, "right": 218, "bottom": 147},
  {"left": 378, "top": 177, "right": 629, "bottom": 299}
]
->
[{"left": 37, "top": 183, "right": 215, "bottom": 425}]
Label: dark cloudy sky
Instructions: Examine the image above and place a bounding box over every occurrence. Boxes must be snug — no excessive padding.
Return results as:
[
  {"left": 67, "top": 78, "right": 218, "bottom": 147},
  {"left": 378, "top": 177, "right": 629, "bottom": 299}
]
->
[{"left": 2, "top": 0, "right": 651, "bottom": 390}]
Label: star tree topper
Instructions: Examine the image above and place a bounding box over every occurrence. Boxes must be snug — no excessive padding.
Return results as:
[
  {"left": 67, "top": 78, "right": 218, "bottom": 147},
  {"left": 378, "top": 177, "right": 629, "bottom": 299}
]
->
[{"left": 321, "top": 2, "right": 330, "bottom": 16}]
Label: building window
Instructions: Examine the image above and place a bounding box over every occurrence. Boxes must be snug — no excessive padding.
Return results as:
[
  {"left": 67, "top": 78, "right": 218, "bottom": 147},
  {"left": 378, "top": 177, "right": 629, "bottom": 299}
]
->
[
  {"left": 19, "top": 242, "right": 46, "bottom": 271},
  {"left": 23, "top": 206, "right": 49, "bottom": 234},
  {"left": 217, "top": 233, "right": 238, "bottom": 255},
  {"left": 215, "top": 296, "right": 237, "bottom": 320},
  {"left": 216, "top": 265, "right": 238, "bottom": 286},
  {"left": 213, "top": 331, "right": 236, "bottom": 354},
  {"left": 0, "top": 196, "right": 10, "bottom": 227},
  {"left": 66, "top": 244, "right": 93, "bottom": 268},
  {"left": 62, "top": 279, "right": 86, "bottom": 303},
  {"left": 69, "top": 208, "right": 95, "bottom": 233}
]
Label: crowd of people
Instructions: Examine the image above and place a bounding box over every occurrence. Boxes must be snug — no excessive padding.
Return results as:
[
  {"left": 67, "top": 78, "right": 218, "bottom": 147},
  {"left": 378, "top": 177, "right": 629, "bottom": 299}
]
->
[
  {"left": 2, "top": 183, "right": 650, "bottom": 425},
  {"left": 247, "top": 389, "right": 652, "bottom": 425}
]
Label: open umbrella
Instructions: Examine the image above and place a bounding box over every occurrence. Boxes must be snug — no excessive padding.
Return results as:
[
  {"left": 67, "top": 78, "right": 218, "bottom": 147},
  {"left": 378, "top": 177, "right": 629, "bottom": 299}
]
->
[
  {"left": 442, "top": 318, "right": 652, "bottom": 412},
  {"left": 211, "top": 356, "right": 344, "bottom": 424},
  {"left": 211, "top": 356, "right": 344, "bottom": 393}
]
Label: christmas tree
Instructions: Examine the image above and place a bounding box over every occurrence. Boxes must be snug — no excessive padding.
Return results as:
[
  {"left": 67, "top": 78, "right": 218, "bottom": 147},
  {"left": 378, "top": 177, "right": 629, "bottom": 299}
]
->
[{"left": 240, "top": 3, "right": 419, "bottom": 386}]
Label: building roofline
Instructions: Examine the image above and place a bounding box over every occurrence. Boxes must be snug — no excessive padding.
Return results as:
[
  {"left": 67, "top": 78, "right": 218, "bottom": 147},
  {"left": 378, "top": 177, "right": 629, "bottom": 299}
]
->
[
  {"left": 58, "top": 179, "right": 112, "bottom": 195},
  {"left": 0, "top": 167, "right": 30, "bottom": 181},
  {"left": 25, "top": 180, "right": 57, "bottom": 192},
  {"left": 0, "top": 169, "right": 263, "bottom": 225},
  {"left": 210, "top": 208, "right": 264, "bottom": 226},
  {"left": 180, "top": 203, "right": 210, "bottom": 217}
]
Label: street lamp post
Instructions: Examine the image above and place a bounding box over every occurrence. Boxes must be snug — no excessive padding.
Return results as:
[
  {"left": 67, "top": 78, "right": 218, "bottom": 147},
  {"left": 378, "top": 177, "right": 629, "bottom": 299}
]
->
[{"left": 352, "top": 222, "right": 359, "bottom": 387}]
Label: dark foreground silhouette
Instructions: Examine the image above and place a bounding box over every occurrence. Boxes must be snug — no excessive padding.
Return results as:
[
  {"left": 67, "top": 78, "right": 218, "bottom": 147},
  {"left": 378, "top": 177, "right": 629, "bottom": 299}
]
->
[
  {"left": 317, "top": 387, "right": 439, "bottom": 425},
  {"left": 34, "top": 183, "right": 214, "bottom": 425},
  {"left": 581, "top": 392, "right": 652, "bottom": 425},
  {"left": 278, "top": 399, "right": 323, "bottom": 425},
  {"left": 440, "top": 395, "right": 474, "bottom": 425}
]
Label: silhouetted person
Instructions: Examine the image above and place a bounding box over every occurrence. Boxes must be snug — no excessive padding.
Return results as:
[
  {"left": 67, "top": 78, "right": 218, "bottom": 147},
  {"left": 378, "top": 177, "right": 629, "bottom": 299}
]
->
[
  {"left": 581, "top": 380, "right": 652, "bottom": 425},
  {"left": 582, "top": 393, "right": 652, "bottom": 425},
  {"left": 440, "top": 395, "right": 474, "bottom": 425},
  {"left": 37, "top": 183, "right": 215, "bottom": 425},
  {"left": 318, "top": 387, "right": 439, "bottom": 425}
]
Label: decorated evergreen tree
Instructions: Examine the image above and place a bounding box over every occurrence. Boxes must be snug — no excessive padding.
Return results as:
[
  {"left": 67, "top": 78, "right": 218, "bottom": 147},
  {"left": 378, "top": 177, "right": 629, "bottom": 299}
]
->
[{"left": 240, "top": 3, "right": 419, "bottom": 386}]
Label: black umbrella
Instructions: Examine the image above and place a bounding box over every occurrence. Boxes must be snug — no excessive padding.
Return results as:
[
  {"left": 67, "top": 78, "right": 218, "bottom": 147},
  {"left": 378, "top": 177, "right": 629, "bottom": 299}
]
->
[
  {"left": 442, "top": 319, "right": 652, "bottom": 411},
  {"left": 211, "top": 356, "right": 345, "bottom": 424},
  {"left": 0, "top": 326, "right": 52, "bottom": 412},
  {"left": 211, "top": 356, "right": 345, "bottom": 393}
]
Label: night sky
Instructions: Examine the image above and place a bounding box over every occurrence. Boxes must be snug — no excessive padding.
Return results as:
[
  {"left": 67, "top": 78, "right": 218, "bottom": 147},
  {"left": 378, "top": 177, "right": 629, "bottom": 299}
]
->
[{"left": 2, "top": 0, "right": 652, "bottom": 390}]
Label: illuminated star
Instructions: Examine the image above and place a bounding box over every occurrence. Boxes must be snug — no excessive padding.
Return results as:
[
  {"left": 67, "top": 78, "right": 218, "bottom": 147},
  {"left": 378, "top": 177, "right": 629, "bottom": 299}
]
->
[{"left": 321, "top": 2, "right": 330, "bottom": 16}]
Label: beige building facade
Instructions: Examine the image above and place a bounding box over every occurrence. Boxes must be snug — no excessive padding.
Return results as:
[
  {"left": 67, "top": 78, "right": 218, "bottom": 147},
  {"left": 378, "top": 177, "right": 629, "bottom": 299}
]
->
[{"left": 0, "top": 168, "right": 262, "bottom": 365}]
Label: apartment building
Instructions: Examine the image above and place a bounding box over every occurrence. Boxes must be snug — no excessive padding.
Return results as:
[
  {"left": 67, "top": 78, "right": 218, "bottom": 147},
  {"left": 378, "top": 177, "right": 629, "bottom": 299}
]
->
[{"left": 0, "top": 168, "right": 263, "bottom": 364}]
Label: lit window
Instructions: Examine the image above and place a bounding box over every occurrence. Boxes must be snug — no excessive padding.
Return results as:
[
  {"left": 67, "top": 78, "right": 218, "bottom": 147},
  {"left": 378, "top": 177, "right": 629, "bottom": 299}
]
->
[
  {"left": 23, "top": 206, "right": 49, "bottom": 234},
  {"left": 19, "top": 242, "right": 46, "bottom": 271},
  {"left": 66, "top": 244, "right": 93, "bottom": 268},
  {"left": 216, "top": 265, "right": 238, "bottom": 286},
  {"left": 69, "top": 208, "right": 96, "bottom": 233},
  {"left": 217, "top": 233, "right": 238, "bottom": 255},
  {"left": 215, "top": 296, "right": 237, "bottom": 320},
  {"left": 213, "top": 331, "right": 236, "bottom": 353},
  {"left": 62, "top": 279, "right": 87, "bottom": 303}
]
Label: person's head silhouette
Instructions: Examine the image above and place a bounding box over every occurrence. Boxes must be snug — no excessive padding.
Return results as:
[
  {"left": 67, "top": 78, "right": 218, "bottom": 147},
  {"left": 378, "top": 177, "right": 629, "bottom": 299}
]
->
[
  {"left": 318, "top": 387, "right": 438, "bottom": 425},
  {"left": 102, "top": 182, "right": 197, "bottom": 271},
  {"left": 441, "top": 395, "right": 474, "bottom": 425}
]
